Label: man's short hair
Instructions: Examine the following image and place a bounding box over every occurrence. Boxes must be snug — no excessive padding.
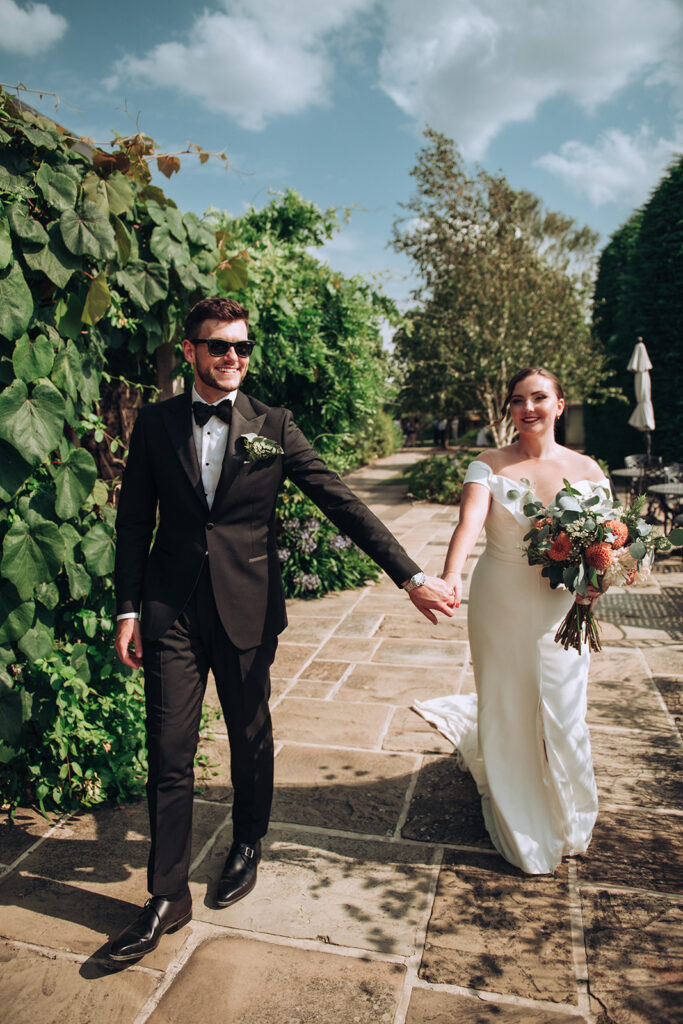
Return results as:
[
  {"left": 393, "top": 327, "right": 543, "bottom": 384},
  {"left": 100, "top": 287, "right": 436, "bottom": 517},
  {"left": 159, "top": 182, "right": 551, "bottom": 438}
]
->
[{"left": 184, "top": 297, "right": 249, "bottom": 338}]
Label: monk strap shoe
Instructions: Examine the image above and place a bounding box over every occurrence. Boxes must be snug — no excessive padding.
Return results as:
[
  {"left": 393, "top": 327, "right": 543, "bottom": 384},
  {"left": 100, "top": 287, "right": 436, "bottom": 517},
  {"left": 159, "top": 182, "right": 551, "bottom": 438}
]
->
[
  {"left": 108, "top": 891, "right": 192, "bottom": 962},
  {"left": 215, "top": 840, "right": 261, "bottom": 907}
]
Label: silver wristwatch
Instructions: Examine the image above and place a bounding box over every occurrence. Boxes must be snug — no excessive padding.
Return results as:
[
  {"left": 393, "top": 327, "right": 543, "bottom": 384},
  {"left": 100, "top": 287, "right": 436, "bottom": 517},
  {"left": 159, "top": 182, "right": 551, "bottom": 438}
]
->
[{"left": 402, "top": 571, "right": 426, "bottom": 592}]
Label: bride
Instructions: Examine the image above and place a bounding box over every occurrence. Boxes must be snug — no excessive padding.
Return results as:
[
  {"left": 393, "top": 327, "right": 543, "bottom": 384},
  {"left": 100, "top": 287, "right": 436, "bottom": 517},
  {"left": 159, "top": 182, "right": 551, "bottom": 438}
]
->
[{"left": 414, "top": 368, "right": 610, "bottom": 874}]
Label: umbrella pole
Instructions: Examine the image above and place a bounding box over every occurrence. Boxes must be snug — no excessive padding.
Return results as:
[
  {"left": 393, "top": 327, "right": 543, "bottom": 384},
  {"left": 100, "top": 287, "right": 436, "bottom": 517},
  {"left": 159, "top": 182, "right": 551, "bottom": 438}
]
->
[{"left": 645, "top": 431, "right": 652, "bottom": 458}]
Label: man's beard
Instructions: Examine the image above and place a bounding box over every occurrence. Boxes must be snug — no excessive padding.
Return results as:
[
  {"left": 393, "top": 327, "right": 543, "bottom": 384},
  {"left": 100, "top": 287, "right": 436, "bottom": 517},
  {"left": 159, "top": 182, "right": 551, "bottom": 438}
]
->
[{"left": 196, "top": 361, "right": 243, "bottom": 393}]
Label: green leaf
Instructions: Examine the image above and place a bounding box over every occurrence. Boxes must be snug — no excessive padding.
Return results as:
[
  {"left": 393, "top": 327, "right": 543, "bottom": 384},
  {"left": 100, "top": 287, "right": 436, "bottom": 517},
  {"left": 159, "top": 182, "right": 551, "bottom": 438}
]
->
[
  {"left": 116, "top": 261, "right": 169, "bottom": 310},
  {"left": 0, "top": 259, "right": 34, "bottom": 341},
  {"left": 35, "top": 162, "right": 79, "bottom": 211},
  {"left": 7, "top": 204, "right": 49, "bottom": 247},
  {"left": 0, "top": 438, "right": 33, "bottom": 501},
  {"left": 92, "top": 479, "right": 109, "bottom": 505},
  {"left": 216, "top": 256, "right": 248, "bottom": 291},
  {"left": 59, "top": 201, "right": 116, "bottom": 259},
  {"left": 0, "top": 681, "right": 22, "bottom": 747},
  {"left": 18, "top": 624, "right": 53, "bottom": 663},
  {"left": 55, "top": 291, "right": 85, "bottom": 341},
  {"left": 175, "top": 260, "right": 211, "bottom": 293},
  {"left": 81, "top": 271, "right": 110, "bottom": 326},
  {"left": 12, "top": 333, "right": 54, "bottom": 381},
  {"left": 66, "top": 560, "right": 91, "bottom": 600},
  {"left": 0, "top": 585, "right": 35, "bottom": 643},
  {"left": 112, "top": 215, "right": 132, "bottom": 266},
  {"left": 81, "top": 521, "right": 115, "bottom": 575},
  {"left": 149, "top": 223, "right": 190, "bottom": 268},
  {"left": 71, "top": 643, "right": 91, "bottom": 684},
  {"left": 629, "top": 541, "right": 647, "bottom": 560},
  {"left": 184, "top": 211, "right": 216, "bottom": 248},
  {"left": 669, "top": 527, "right": 683, "bottom": 547},
  {"left": 23, "top": 222, "right": 82, "bottom": 289},
  {"left": 0, "top": 214, "right": 11, "bottom": 269},
  {"left": 54, "top": 448, "right": 98, "bottom": 519},
  {"left": 506, "top": 488, "right": 520, "bottom": 500},
  {"left": 0, "top": 378, "right": 66, "bottom": 465},
  {"left": 78, "top": 356, "right": 101, "bottom": 406},
  {"left": 35, "top": 580, "right": 59, "bottom": 609},
  {"left": 18, "top": 122, "right": 58, "bottom": 150},
  {"left": 1, "top": 515, "right": 65, "bottom": 599},
  {"left": 51, "top": 340, "right": 82, "bottom": 400}
]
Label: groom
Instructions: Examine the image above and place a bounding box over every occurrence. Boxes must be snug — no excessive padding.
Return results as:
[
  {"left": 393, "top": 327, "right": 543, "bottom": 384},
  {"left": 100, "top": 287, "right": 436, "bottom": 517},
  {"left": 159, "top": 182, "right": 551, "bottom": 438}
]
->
[{"left": 110, "top": 297, "right": 454, "bottom": 961}]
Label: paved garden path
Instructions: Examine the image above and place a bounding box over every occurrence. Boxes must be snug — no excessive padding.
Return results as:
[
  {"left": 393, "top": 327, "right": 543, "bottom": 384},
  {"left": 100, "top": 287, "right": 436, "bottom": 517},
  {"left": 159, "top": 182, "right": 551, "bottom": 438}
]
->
[{"left": 1, "top": 449, "right": 681, "bottom": 1023}]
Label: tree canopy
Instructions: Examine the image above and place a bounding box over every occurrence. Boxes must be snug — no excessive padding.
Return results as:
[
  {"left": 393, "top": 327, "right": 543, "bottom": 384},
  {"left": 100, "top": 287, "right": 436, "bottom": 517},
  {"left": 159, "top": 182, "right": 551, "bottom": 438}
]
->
[{"left": 391, "top": 128, "right": 614, "bottom": 444}]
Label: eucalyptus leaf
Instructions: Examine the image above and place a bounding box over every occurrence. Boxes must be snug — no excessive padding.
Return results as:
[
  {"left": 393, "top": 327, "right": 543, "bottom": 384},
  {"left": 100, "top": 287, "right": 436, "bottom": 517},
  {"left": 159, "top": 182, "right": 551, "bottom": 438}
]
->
[
  {"left": 506, "top": 488, "right": 520, "bottom": 500},
  {"left": 669, "top": 527, "right": 683, "bottom": 546},
  {"left": 629, "top": 541, "right": 647, "bottom": 560}
]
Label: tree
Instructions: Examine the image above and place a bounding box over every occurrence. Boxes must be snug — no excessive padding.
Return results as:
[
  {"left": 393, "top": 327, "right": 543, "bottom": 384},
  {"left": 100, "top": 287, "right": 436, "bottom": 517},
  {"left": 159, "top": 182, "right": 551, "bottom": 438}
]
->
[{"left": 392, "top": 128, "right": 614, "bottom": 445}]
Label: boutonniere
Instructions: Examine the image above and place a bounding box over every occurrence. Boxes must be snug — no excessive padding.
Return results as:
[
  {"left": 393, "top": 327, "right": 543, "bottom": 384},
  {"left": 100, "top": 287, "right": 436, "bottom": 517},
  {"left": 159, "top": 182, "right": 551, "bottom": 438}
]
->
[{"left": 239, "top": 433, "right": 284, "bottom": 463}]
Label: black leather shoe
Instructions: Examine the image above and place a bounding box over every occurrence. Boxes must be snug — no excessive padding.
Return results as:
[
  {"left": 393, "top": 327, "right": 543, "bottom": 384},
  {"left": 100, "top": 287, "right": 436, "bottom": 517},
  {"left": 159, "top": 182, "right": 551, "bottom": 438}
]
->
[
  {"left": 108, "top": 891, "right": 192, "bottom": 962},
  {"left": 215, "top": 840, "right": 261, "bottom": 907}
]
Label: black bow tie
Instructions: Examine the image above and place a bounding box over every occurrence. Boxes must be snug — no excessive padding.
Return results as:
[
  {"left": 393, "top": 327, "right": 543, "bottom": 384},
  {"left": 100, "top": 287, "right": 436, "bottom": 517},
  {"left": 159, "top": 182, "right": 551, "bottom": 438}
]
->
[{"left": 192, "top": 401, "right": 233, "bottom": 428}]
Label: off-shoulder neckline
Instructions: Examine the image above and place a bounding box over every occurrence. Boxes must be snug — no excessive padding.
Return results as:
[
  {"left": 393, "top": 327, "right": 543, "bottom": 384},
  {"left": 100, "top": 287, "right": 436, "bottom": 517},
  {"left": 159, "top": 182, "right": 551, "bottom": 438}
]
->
[{"left": 467, "top": 459, "right": 609, "bottom": 490}]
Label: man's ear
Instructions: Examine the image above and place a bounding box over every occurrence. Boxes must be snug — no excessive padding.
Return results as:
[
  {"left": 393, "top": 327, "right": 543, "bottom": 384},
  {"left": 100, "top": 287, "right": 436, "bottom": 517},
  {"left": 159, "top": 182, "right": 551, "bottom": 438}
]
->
[{"left": 181, "top": 338, "right": 195, "bottom": 364}]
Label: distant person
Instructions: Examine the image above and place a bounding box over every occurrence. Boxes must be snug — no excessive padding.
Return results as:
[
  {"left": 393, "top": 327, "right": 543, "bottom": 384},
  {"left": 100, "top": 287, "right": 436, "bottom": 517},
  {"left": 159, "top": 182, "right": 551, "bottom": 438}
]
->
[
  {"left": 437, "top": 417, "right": 448, "bottom": 448},
  {"left": 413, "top": 368, "right": 609, "bottom": 874}
]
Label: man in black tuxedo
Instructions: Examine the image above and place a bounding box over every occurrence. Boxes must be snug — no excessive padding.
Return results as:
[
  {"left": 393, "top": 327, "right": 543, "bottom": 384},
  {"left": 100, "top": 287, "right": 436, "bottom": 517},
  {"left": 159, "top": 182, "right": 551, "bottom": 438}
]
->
[{"left": 109, "top": 297, "right": 454, "bottom": 962}]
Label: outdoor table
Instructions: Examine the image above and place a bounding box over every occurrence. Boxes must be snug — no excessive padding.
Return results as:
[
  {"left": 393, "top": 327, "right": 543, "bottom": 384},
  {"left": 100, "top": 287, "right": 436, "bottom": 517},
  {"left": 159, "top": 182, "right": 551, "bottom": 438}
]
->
[
  {"left": 611, "top": 466, "right": 647, "bottom": 502},
  {"left": 647, "top": 482, "right": 683, "bottom": 527}
]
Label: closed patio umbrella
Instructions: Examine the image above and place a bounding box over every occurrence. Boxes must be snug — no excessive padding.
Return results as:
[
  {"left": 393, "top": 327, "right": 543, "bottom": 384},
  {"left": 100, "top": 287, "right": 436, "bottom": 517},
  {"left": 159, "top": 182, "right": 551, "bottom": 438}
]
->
[{"left": 627, "top": 338, "right": 655, "bottom": 455}]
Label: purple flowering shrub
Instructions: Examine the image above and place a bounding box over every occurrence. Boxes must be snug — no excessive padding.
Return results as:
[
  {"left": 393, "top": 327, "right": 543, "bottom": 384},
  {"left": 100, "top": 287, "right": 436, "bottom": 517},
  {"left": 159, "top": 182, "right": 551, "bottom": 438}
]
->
[{"left": 276, "top": 481, "right": 380, "bottom": 599}]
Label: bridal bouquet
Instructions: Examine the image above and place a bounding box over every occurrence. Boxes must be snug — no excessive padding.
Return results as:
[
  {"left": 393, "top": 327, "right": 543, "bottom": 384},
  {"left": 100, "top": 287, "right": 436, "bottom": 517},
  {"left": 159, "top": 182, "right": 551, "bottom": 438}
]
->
[{"left": 518, "top": 481, "right": 682, "bottom": 653}]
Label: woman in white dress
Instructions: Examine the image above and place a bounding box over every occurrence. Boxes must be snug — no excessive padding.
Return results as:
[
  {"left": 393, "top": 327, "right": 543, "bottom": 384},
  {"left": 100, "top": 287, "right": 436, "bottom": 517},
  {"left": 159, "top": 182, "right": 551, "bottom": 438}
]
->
[{"left": 414, "top": 368, "right": 611, "bottom": 874}]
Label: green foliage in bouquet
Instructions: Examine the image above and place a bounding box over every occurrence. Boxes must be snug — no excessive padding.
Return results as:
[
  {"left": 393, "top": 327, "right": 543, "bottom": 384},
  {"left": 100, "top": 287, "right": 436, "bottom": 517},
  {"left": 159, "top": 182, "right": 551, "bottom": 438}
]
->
[{"left": 404, "top": 450, "right": 480, "bottom": 504}]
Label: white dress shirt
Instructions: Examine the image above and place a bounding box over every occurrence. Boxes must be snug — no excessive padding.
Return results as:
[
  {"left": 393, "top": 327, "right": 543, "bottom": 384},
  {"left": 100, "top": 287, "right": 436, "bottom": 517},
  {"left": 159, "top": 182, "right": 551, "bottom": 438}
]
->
[{"left": 117, "top": 386, "right": 238, "bottom": 621}]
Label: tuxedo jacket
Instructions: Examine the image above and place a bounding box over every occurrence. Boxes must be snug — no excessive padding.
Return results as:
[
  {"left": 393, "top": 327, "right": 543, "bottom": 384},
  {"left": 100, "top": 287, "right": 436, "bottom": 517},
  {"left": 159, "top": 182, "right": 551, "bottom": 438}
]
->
[{"left": 114, "top": 390, "right": 421, "bottom": 649}]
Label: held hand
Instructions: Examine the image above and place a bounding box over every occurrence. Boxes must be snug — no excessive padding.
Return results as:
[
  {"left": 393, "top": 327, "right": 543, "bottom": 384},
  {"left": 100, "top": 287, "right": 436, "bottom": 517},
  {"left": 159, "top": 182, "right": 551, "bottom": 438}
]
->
[
  {"left": 440, "top": 570, "right": 463, "bottom": 609},
  {"left": 115, "top": 617, "right": 144, "bottom": 670},
  {"left": 577, "top": 582, "right": 608, "bottom": 614},
  {"left": 407, "top": 575, "right": 456, "bottom": 625}
]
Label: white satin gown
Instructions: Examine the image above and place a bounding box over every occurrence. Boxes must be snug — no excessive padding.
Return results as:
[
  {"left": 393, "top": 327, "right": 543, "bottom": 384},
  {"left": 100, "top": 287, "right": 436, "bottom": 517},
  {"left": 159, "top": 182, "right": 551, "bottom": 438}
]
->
[{"left": 414, "top": 460, "right": 611, "bottom": 874}]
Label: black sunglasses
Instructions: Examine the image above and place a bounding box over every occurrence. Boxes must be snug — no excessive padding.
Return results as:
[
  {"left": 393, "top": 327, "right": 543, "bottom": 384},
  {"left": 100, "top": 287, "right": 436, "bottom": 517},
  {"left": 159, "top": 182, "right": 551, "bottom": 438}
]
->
[{"left": 190, "top": 338, "right": 255, "bottom": 358}]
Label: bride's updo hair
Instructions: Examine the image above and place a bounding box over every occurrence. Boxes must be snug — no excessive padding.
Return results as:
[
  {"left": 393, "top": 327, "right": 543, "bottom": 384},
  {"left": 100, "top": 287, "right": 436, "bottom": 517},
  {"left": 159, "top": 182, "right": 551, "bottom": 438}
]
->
[{"left": 501, "top": 367, "right": 565, "bottom": 419}]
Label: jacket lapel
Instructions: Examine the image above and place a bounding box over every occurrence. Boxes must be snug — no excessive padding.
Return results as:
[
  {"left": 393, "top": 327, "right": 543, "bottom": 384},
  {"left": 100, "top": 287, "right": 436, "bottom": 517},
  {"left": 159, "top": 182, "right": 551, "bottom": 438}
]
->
[
  {"left": 212, "top": 391, "right": 267, "bottom": 509},
  {"left": 160, "top": 392, "right": 208, "bottom": 509}
]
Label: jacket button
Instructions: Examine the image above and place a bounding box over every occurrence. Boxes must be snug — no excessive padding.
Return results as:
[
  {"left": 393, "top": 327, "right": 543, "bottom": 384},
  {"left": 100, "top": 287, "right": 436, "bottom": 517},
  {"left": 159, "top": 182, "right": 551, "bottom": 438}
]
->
[{"left": 206, "top": 522, "right": 214, "bottom": 530}]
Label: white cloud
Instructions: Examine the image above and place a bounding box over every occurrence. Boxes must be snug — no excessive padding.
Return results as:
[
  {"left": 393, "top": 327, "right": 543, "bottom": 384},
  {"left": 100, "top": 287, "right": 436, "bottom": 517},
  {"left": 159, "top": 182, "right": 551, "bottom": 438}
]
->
[
  {"left": 107, "top": 0, "right": 373, "bottom": 130},
  {"left": 535, "top": 124, "right": 683, "bottom": 207},
  {"left": 376, "top": 0, "right": 683, "bottom": 158},
  {"left": 0, "top": 0, "right": 66, "bottom": 55}
]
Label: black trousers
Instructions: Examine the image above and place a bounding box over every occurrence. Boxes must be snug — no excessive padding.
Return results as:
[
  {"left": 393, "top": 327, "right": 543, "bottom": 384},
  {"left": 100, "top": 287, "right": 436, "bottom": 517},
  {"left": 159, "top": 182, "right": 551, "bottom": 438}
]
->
[{"left": 142, "top": 561, "right": 277, "bottom": 896}]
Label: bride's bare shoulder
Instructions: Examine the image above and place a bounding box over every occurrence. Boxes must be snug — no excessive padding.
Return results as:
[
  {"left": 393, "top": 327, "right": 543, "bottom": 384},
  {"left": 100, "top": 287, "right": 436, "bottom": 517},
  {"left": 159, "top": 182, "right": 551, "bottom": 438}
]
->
[
  {"left": 475, "top": 445, "right": 516, "bottom": 472},
  {"left": 563, "top": 449, "right": 606, "bottom": 482}
]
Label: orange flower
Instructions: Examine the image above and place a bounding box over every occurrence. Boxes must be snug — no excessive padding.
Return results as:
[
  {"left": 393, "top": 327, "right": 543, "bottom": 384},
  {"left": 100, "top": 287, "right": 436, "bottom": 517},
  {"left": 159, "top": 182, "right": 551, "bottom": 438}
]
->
[
  {"left": 585, "top": 542, "right": 613, "bottom": 572},
  {"left": 535, "top": 517, "right": 552, "bottom": 530},
  {"left": 605, "top": 520, "right": 629, "bottom": 548},
  {"left": 549, "top": 532, "right": 572, "bottom": 561}
]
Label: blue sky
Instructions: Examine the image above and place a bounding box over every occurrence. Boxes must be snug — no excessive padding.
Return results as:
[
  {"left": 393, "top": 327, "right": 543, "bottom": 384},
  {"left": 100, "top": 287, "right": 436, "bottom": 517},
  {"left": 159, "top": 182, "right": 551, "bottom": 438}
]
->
[{"left": 1, "top": 0, "right": 682, "bottom": 308}]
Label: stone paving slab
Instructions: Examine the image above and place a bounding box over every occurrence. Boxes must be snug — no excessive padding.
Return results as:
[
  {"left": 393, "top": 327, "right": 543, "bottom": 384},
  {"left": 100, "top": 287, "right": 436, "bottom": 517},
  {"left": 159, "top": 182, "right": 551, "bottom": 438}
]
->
[
  {"left": 278, "top": 617, "right": 338, "bottom": 645},
  {"left": 0, "top": 801, "right": 218, "bottom": 968},
  {"left": 271, "top": 642, "right": 318, "bottom": 678},
  {"left": 299, "top": 658, "right": 349, "bottom": 682},
  {"left": 405, "top": 988, "right": 584, "bottom": 1023},
  {"left": 0, "top": 807, "right": 58, "bottom": 868},
  {"left": 371, "top": 638, "right": 468, "bottom": 667},
  {"left": 271, "top": 745, "right": 416, "bottom": 836},
  {"left": 336, "top": 662, "right": 462, "bottom": 706},
  {"left": 377, "top": 612, "right": 470, "bottom": 642},
  {"left": 653, "top": 677, "right": 682, "bottom": 736},
  {"left": 0, "top": 943, "right": 158, "bottom": 1024},
  {"left": 332, "top": 611, "right": 384, "bottom": 637},
  {"left": 316, "top": 636, "right": 381, "bottom": 662},
  {"left": 643, "top": 644, "right": 683, "bottom": 678},
  {"left": 272, "top": 697, "right": 391, "bottom": 748},
  {"left": 577, "top": 808, "right": 683, "bottom": 893},
  {"left": 586, "top": 677, "right": 673, "bottom": 732},
  {"left": 148, "top": 934, "right": 405, "bottom": 1024},
  {"left": 421, "top": 851, "right": 577, "bottom": 1004},
  {"left": 590, "top": 728, "right": 683, "bottom": 807},
  {"left": 402, "top": 755, "right": 491, "bottom": 848},
  {"left": 582, "top": 888, "right": 683, "bottom": 1024},
  {"left": 191, "top": 825, "right": 435, "bottom": 955}
]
